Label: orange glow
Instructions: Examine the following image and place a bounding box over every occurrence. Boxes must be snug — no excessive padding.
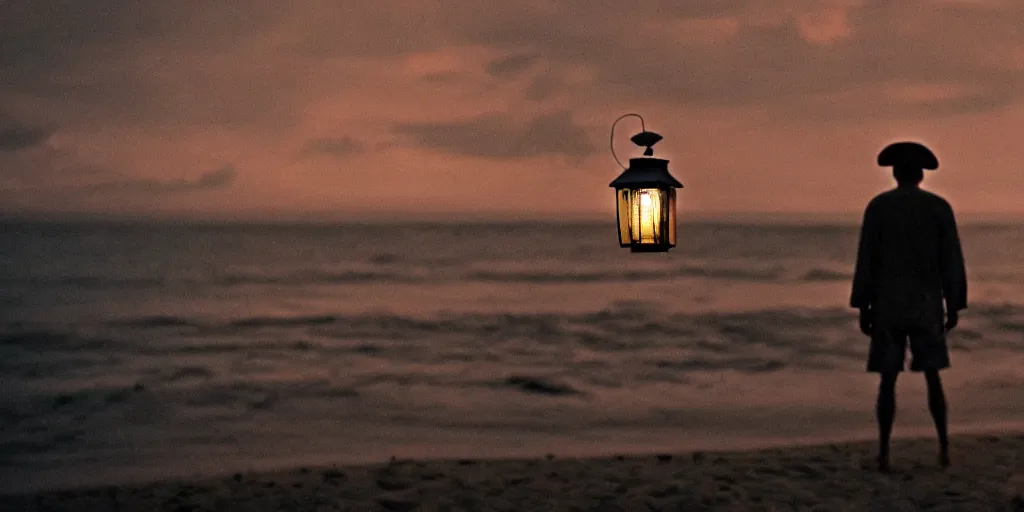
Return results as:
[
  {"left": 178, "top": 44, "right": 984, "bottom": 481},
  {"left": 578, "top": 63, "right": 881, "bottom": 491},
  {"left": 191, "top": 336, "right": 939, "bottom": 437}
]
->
[
  {"left": 1, "top": 2, "right": 1023, "bottom": 219},
  {"left": 632, "top": 189, "right": 661, "bottom": 243}
]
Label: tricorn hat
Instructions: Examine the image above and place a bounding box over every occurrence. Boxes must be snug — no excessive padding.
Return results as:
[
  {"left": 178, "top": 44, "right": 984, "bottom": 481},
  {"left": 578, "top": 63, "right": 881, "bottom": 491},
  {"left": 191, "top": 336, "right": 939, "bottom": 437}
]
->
[{"left": 877, "top": 141, "right": 938, "bottom": 170}]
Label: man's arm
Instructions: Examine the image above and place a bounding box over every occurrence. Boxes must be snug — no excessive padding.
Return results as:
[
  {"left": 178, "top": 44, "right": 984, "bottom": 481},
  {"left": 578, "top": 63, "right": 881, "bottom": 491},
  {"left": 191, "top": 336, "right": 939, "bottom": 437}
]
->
[
  {"left": 852, "top": 201, "right": 878, "bottom": 335},
  {"left": 940, "top": 202, "right": 967, "bottom": 320},
  {"left": 850, "top": 201, "right": 877, "bottom": 310}
]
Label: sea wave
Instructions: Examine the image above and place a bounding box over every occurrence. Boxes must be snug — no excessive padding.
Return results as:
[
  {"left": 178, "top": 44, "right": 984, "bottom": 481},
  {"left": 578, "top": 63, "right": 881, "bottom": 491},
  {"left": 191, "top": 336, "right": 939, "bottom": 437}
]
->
[
  {"left": 0, "top": 276, "right": 169, "bottom": 289},
  {"left": 799, "top": 268, "right": 852, "bottom": 281},
  {"left": 4, "top": 265, "right": 1023, "bottom": 289},
  {"left": 2, "top": 301, "right": 1023, "bottom": 494},
  {"left": 4, "top": 303, "right": 1022, "bottom": 368},
  {"left": 216, "top": 271, "right": 414, "bottom": 285},
  {"left": 467, "top": 266, "right": 786, "bottom": 283},
  {"left": 107, "top": 316, "right": 197, "bottom": 328}
]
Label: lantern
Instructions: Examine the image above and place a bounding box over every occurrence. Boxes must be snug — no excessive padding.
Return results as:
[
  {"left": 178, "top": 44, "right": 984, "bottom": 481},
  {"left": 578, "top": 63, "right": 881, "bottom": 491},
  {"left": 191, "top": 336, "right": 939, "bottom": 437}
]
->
[{"left": 609, "top": 114, "right": 683, "bottom": 252}]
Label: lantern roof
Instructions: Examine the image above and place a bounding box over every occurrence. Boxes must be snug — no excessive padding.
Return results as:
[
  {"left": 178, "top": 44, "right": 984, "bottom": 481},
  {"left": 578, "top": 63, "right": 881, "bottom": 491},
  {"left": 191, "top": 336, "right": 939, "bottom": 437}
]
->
[{"left": 609, "top": 157, "right": 683, "bottom": 188}]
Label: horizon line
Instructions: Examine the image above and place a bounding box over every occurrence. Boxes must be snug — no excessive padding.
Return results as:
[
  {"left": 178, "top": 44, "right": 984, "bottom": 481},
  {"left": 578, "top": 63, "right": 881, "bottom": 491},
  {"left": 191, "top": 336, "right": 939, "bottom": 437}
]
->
[{"left": 2, "top": 210, "right": 1024, "bottom": 225}]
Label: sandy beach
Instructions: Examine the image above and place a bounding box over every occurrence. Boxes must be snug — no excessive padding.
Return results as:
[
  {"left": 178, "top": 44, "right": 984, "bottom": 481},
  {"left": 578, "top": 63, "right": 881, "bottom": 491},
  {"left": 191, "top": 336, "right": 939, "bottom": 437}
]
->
[{"left": 3, "top": 432, "right": 1021, "bottom": 511}]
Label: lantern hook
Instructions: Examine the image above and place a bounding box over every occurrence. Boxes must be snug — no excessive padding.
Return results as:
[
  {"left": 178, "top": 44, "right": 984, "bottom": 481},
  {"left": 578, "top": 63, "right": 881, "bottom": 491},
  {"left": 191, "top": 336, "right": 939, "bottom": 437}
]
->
[
  {"left": 610, "top": 113, "right": 645, "bottom": 170},
  {"left": 610, "top": 113, "right": 662, "bottom": 169}
]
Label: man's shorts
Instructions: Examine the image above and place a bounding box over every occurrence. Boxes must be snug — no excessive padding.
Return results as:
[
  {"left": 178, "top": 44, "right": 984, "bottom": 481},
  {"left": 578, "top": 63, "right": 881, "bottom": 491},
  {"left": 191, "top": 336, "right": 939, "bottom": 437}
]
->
[{"left": 867, "top": 322, "right": 950, "bottom": 373}]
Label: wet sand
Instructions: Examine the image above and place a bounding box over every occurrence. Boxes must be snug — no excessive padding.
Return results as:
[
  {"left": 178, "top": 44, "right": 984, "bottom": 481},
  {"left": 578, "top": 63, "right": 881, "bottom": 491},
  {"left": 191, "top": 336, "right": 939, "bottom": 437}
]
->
[{"left": 3, "top": 432, "right": 1023, "bottom": 511}]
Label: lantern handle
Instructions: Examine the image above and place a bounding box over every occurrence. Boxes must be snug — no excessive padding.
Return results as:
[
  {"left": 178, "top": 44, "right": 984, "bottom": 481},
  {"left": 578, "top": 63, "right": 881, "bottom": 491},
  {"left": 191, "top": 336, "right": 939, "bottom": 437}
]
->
[{"left": 610, "top": 113, "right": 646, "bottom": 170}]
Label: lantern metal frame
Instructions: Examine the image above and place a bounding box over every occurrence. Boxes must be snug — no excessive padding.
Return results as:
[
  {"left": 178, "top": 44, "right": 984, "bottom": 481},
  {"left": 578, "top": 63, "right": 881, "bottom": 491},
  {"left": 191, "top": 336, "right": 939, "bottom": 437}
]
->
[{"left": 609, "top": 114, "right": 684, "bottom": 253}]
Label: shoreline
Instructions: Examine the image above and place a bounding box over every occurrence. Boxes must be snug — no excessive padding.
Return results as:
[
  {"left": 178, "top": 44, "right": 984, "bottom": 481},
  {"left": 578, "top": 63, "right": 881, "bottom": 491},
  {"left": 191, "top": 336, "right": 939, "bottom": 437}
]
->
[
  {"left": 6, "top": 404, "right": 1024, "bottom": 497},
  {"left": 5, "top": 431, "right": 1022, "bottom": 511}
]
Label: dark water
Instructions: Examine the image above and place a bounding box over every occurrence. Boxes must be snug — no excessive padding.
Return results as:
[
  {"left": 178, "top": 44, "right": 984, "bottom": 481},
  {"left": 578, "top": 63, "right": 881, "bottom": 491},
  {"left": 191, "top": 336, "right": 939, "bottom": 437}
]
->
[{"left": 2, "top": 220, "right": 1023, "bottom": 493}]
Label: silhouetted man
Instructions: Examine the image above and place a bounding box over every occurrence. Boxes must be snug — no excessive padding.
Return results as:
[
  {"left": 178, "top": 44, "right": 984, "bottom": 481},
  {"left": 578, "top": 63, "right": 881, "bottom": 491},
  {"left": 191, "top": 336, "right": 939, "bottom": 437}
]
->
[{"left": 850, "top": 141, "right": 967, "bottom": 472}]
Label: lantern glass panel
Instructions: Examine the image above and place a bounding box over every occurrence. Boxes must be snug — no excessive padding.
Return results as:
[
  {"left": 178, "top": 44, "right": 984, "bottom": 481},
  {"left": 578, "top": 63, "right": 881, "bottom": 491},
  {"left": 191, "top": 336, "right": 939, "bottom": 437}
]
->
[
  {"left": 667, "top": 188, "right": 677, "bottom": 246},
  {"left": 623, "top": 188, "right": 668, "bottom": 245},
  {"left": 615, "top": 186, "right": 677, "bottom": 248},
  {"left": 616, "top": 189, "right": 631, "bottom": 246},
  {"left": 630, "top": 188, "right": 663, "bottom": 243}
]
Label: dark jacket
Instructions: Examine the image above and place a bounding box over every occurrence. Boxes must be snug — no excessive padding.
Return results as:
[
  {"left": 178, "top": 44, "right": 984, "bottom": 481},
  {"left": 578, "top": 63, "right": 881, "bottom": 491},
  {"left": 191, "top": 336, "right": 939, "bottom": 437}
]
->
[{"left": 850, "top": 187, "right": 967, "bottom": 327}]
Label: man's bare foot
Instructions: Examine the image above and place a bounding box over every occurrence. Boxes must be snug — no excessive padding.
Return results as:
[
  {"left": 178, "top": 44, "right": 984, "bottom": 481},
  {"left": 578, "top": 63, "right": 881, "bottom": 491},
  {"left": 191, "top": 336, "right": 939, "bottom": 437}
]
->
[
  {"left": 939, "top": 449, "right": 950, "bottom": 468},
  {"left": 878, "top": 455, "right": 890, "bottom": 472}
]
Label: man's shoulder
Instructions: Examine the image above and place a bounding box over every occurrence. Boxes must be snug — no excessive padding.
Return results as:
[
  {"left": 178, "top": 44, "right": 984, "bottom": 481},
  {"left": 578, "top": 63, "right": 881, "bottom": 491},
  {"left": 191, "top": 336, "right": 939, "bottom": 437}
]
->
[
  {"left": 863, "top": 189, "right": 955, "bottom": 223},
  {"left": 869, "top": 188, "right": 952, "bottom": 208},
  {"left": 918, "top": 188, "right": 949, "bottom": 202},
  {"left": 866, "top": 190, "right": 898, "bottom": 209},
  {"left": 919, "top": 189, "right": 955, "bottom": 213}
]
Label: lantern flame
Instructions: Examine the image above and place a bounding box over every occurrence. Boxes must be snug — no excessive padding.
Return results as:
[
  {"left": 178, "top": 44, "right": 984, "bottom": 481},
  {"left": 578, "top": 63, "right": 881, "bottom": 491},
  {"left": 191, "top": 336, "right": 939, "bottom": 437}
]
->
[{"left": 631, "top": 188, "right": 661, "bottom": 243}]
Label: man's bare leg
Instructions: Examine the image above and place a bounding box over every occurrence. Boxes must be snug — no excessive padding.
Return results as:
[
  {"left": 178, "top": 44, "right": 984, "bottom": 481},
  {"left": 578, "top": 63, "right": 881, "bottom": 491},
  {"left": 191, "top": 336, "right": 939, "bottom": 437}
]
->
[
  {"left": 876, "top": 372, "right": 898, "bottom": 471},
  {"left": 925, "top": 370, "right": 950, "bottom": 467}
]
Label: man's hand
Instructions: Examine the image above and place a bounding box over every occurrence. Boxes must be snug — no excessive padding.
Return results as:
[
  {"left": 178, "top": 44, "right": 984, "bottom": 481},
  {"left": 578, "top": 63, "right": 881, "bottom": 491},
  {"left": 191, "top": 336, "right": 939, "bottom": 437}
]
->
[
  {"left": 859, "top": 308, "right": 873, "bottom": 336},
  {"left": 945, "top": 309, "right": 959, "bottom": 331}
]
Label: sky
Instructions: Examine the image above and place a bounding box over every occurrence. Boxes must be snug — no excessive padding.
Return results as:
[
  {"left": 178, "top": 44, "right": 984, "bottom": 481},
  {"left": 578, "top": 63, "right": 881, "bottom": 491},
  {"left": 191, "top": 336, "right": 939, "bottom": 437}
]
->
[{"left": 2, "top": 0, "right": 1024, "bottom": 220}]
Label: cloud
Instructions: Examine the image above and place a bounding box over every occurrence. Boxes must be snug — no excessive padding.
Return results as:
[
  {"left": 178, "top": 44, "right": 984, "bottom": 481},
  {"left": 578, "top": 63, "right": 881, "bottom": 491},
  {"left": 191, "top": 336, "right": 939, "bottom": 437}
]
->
[
  {"left": 2, "top": 0, "right": 1024, "bottom": 216},
  {"left": 0, "top": 123, "right": 53, "bottom": 151},
  {"left": 394, "top": 110, "right": 597, "bottom": 159},
  {"left": 84, "top": 165, "right": 237, "bottom": 195},
  {"left": 433, "top": 0, "right": 1024, "bottom": 118},
  {"left": 0, "top": 1, "right": 310, "bottom": 130},
  {"left": 301, "top": 137, "right": 365, "bottom": 157},
  {"left": 524, "top": 71, "right": 561, "bottom": 101},
  {"left": 0, "top": 1, "right": 286, "bottom": 81},
  {"left": 5, "top": 0, "right": 1024, "bottom": 135},
  {"left": 484, "top": 52, "right": 541, "bottom": 78}
]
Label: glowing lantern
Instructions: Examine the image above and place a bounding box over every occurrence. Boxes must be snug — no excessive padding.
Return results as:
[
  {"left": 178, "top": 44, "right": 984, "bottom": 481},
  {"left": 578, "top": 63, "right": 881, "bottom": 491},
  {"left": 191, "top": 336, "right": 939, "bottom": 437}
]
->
[{"left": 609, "top": 114, "right": 683, "bottom": 252}]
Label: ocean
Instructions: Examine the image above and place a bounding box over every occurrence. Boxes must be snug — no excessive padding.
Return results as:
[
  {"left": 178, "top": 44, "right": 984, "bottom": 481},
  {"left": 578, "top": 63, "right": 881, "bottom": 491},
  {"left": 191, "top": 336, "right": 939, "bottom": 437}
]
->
[{"left": 2, "top": 219, "right": 1023, "bottom": 494}]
